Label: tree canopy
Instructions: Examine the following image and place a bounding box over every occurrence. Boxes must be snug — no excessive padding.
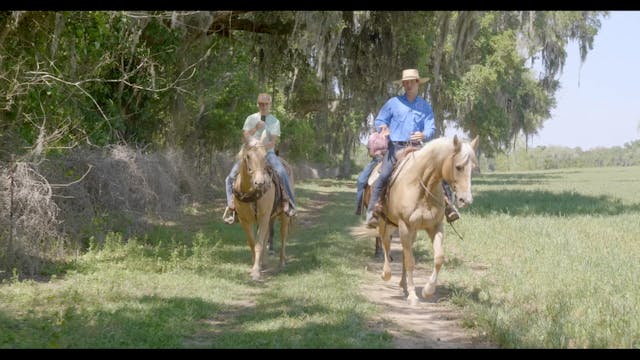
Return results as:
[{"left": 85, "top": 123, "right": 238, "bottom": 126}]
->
[{"left": 0, "top": 11, "right": 607, "bottom": 173}]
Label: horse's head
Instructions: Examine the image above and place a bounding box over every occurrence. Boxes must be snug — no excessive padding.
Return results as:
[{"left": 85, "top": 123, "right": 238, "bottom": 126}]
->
[
  {"left": 445, "top": 135, "right": 479, "bottom": 209},
  {"left": 240, "top": 139, "right": 269, "bottom": 188}
]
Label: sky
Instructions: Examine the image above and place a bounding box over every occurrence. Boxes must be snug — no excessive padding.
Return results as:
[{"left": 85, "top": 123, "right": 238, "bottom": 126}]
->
[{"left": 528, "top": 11, "right": 640, "bottom": 150}]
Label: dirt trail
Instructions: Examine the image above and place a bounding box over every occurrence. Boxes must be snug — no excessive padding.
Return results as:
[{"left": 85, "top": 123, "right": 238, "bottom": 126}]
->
[
  {"left": 204, "top": 188, "right": 497, "bottom": 348},
  {"left": 360, "top": 236, "right": 497, "bottom": 349}
]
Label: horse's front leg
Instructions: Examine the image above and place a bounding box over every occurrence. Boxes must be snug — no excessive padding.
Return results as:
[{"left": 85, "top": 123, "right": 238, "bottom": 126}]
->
[
  {"left": 251, "top": 198, "right": 273, "bottom": 281},
  {"left": 395, "top": 227, "right": 407, "bottom": 293},
  {"left": 236, "top": 202, "right": 256, "bottom": 263},
  {"left": 398, "top": 223, "right": 419, "bottom": 305},
  {"left": 238, "top": 220, "right": 256, "bottom": 261},
  {"left": 379, "top": 221, "right": 393, "bottom": 282},
  {"left": 399, "top": 250, "right": 407, "bottom": 294},
  {"left": 423, "top": 224, "right": 444, "bottom": 298}
]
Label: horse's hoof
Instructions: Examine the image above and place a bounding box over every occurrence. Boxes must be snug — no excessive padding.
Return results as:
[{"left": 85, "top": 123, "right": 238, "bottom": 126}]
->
[
  {"left": 407, "top": 296, "right": 419, "bottom": 306},
  {"left": 422, "top": 283, "right": 436, "bottom": 298},
  {"left": 381, "top": 272, "right": 391, "bottom": 282},
  {"left": 250, "top": 271, "right": 261, "bottom": 281}
]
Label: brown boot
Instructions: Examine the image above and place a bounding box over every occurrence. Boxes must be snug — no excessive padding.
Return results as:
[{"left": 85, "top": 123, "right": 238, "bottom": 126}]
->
[
  {"left": 283, "top": 202, "right": 297, "bottom": 217},
  {"left": 223, "top": 206, "right": 238, "bottom": 224},
  {"left": 365, "top": 210, "right": 378, "bottom": 228},
  {"left": 444, "top": 197, "right": 460, "bottom": 223},
  {"left": 373, "top": 201, "right": 384, "bottom": 215}
]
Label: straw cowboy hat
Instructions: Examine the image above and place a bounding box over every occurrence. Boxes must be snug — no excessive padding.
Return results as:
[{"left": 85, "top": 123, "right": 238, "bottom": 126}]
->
[{"left": 395, "top": 69, "right": 428, "bottom": 84}]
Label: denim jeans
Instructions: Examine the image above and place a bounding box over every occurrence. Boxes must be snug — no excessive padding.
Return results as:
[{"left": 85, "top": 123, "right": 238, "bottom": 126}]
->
[{"left": 225, "top": 161, "right": 241, "bottom": 208}]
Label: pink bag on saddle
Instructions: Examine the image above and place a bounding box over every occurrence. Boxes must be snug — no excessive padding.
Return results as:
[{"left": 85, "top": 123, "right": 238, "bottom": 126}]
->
[{"left": 367, "top": 132, "right": 388, "bottom": 157}]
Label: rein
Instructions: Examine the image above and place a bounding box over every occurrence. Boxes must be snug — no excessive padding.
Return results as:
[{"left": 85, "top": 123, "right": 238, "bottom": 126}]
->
[
  {"left": 233, "top": 180, "right": 271, "bottom": 203},
  {"left": 418, "top": 168, "right": 465, "bottom": 242}
]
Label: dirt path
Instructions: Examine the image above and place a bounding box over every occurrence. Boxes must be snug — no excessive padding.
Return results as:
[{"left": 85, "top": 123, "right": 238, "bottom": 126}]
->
[
  {"left": 201, "top": 187, "right": 497, "bottom": 348},
  {"left": 302, "top": 187, "right": 497, "bottom": 348},
  {"left": 360, "top": 236, "right": 497, "bottom": 348}
]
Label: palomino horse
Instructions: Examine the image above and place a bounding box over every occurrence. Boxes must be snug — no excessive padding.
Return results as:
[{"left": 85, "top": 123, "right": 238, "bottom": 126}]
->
[
  {"left": 232, "top": 140, "right": 291, "bottom": 281},
  {"left": 353, "top": 135, "right": 479, "bottom": 304}
]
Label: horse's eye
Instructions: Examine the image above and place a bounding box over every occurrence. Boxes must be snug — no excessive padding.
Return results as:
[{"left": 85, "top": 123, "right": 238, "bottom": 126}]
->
[{"left": 456, "top": 165, "right": 463, "bottom": 172}]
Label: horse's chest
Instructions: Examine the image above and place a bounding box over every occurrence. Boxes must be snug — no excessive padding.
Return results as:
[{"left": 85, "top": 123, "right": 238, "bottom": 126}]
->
[{"left": 408, "top": 205, "right": 442, "bottom": 228}]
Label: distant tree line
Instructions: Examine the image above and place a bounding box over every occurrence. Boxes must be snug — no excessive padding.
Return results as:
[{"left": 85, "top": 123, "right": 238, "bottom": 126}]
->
[{"left": 483, "top": 139, "right": 640, "bottom": 171}]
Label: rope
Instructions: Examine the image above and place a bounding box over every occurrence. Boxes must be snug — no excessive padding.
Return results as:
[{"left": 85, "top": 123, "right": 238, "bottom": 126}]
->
[{"left": 448, "top": 221, "right": 464, "bottom": 241}]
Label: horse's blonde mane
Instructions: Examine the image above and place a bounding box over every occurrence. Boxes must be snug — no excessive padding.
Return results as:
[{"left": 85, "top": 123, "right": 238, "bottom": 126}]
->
[
  {"left": 419, "top": 136, "right": 476, "bottom": 161},
  {"left": 412, "top": 137, "right": 452, "bottom": 166},
  {"left": 397, "top": 136, "right": 476, "bottom": 189},
  {"left": 235, "top": 141, "right": 267, "bottom": 161}
]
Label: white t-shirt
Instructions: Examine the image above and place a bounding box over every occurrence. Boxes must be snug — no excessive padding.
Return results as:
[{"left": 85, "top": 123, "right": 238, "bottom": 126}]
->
[{"left": 242, "top": 112, "right": 281, "bottom": 150}]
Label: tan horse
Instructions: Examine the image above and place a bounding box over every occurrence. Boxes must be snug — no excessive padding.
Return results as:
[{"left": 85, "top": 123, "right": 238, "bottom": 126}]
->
[
  {"left": 232, "top": 141, "right": 291, "bottom": 281},
  {"left": 353, "top": 135, "right": 479, "bottom": 304}
]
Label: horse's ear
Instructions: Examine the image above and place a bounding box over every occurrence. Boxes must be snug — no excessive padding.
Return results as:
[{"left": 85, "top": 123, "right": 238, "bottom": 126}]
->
[
  {"left": 453, "top": 135, "right": 461, "bottom": 152},
  {"left": 470, "top": 135, "right": 479, "bottom": 151}
]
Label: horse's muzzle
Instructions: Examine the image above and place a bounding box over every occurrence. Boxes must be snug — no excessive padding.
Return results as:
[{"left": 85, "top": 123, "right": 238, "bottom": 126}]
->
[{"left": 455, "top": 192, "right": 473, "bottom": 208}]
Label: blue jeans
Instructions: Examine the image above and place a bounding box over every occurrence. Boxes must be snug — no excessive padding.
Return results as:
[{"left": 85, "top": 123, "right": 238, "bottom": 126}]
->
[
  {"left": 356, "top": 157, "right": 381, "bottom": 212},
  {"left": 225, "top": 161, "right": 240, "bottom": 208},
  {"left": 266, "top": 150, "right": 296, "bottom": 208}
]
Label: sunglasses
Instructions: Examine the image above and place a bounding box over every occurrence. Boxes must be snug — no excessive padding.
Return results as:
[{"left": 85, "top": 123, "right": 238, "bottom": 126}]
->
[{"left": 258, "top": 102, "right": 270, "bottom": 106}]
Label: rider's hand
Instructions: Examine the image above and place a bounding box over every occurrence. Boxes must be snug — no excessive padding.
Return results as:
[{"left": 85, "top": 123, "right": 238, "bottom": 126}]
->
[{"left": 410, "top": 131, "right": 423, "bottom": 142}]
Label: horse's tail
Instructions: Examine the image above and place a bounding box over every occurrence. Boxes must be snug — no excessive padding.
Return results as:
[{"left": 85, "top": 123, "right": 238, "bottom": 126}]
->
[{"left": 349, "top": 225, "right": 378, "bottom": 240}]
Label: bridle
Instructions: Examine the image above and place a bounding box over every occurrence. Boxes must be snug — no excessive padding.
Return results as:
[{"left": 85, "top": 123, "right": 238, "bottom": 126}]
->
[
  {"left": 416, "top": 147, "right": 471, "bottom": 241},
  {"left": 233, "top": 143, "right": 272, "bottom": 203}
]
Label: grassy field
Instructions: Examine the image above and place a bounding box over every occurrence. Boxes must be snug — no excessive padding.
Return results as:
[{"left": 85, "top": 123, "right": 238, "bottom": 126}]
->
[
  {"left": 1, "top": 166, "right": 639, "bottom": 348},
  {"left": 0, "top": 180, "right": 390, "bottom": 348},
  {"left": 442, "top": 166, "right": 640, "bottom": 348}
]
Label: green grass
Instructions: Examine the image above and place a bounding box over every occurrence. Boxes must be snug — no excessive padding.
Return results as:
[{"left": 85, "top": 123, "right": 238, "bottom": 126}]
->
[
  {"left": 442, "top": 166, "right": 640, "bottom": 348},
  {"left": 0, "top": 179, "right": 390, "bottom": 348},
  {"left": 1, "top": 166, "right": 639, "bottom": 348}
]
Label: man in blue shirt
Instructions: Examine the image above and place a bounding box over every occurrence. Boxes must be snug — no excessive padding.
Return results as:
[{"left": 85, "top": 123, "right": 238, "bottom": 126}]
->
[{"left": 365, "top": 69, "right": 459, "bottom": 228}]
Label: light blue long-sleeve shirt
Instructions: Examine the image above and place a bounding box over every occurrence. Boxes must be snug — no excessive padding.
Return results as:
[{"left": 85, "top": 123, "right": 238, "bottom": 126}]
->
[{"left": 374, "top": 94, "right": 435, "bottom": 143}]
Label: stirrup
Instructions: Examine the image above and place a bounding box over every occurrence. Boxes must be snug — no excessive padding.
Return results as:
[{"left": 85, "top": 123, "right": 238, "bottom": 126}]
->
[{"left": 222, "top": 207, "right": 237, "bottom": 224}]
